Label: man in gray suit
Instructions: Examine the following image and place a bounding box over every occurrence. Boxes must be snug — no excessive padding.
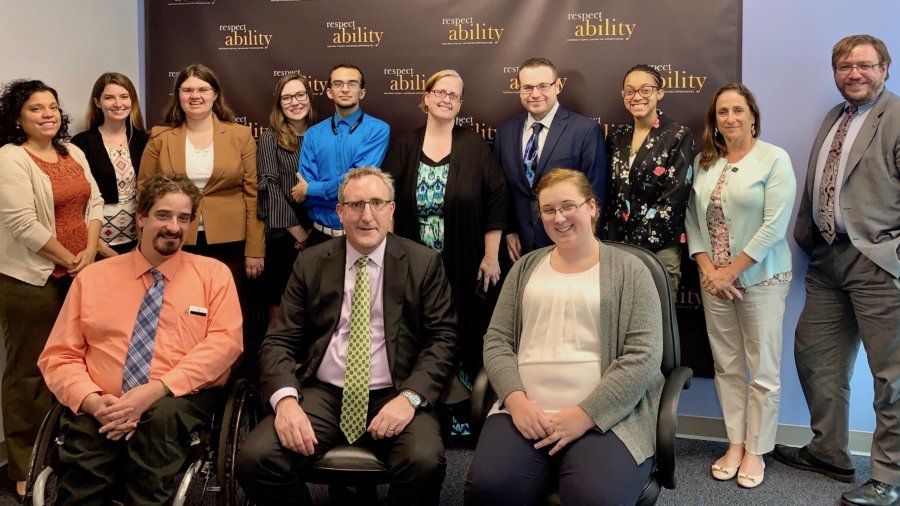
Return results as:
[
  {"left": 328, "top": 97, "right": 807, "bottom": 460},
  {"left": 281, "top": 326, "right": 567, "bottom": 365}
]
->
[{"left": 774, "top": 34, "right": 900, "bottom": 506}]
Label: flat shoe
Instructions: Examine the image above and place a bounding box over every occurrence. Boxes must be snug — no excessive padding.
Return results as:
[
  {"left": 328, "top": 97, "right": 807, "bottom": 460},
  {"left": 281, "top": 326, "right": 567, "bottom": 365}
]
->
[
  {"left": 711, "top": 461, "right": 739, "bottom": 480},
  {"left": 737, "top": 461, "right": 765, "bottom": 489}
]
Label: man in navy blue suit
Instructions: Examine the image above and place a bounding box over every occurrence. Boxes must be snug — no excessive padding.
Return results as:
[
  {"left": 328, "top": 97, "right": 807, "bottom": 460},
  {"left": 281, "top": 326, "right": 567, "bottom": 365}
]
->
[{"left": 494, "top": 57, "right": 607, "bottom": 262}]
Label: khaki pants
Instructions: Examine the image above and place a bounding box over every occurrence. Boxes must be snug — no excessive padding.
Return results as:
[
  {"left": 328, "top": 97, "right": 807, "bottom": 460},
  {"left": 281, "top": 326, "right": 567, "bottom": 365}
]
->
[{"left": 701, "top": 281, "right": 789, "bottom": 454}]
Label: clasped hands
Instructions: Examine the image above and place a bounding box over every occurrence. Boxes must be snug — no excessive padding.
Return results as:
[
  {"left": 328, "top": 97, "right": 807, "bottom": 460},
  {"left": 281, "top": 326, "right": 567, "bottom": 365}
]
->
[
  {"left": 81, "top": 381, "right": 168, "bottom": 441},
  {"left": 700, "top": 265, "right": 744, "bottom": 301},
  {"left": 504, "top": 391, "right": 595, "bottom": 456},
  {"left": 274, "top": 394, "right": 415, "bottom": 456}
]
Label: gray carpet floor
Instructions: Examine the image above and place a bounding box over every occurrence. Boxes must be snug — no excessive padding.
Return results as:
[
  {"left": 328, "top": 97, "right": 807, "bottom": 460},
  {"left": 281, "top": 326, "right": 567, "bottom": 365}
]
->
[{"left": 0, "top": 438, "right": 872, "bottom": 505}]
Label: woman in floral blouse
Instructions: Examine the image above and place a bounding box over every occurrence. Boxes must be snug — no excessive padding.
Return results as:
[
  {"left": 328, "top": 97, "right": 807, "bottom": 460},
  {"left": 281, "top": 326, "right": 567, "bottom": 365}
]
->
[
  {"left": 603, "top": 64, "right": 695, "bottom": 290},
  {"left": 685, "top": 83, "right": 795, "bottom": 489}
]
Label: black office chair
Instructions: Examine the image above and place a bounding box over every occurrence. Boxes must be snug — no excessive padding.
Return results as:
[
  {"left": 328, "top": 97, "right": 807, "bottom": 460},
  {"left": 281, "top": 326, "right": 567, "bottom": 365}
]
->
[{"left": 470, "top": 241, "right": 693, "bottom": 506}]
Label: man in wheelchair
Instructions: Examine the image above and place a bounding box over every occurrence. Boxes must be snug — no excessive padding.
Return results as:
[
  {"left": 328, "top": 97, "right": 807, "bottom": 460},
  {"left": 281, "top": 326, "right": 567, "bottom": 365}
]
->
[
  {"left": 236, "top": 168, "right": 461, "bottom": 505},
  {"left": 37, "top": 173, "right": 244, "bottom": 503}
]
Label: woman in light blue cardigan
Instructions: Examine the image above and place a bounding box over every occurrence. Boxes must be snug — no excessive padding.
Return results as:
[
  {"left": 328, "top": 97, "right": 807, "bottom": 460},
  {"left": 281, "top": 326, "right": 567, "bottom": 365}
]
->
[{"left": 685, "top": 83, "right": 796, "bottom": 489}]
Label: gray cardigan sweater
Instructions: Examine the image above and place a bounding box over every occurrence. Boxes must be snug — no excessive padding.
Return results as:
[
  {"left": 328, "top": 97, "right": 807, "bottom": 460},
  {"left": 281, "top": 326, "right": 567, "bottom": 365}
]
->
[{"left": 483, "top": 244, "right": 664, "bottom": 464}]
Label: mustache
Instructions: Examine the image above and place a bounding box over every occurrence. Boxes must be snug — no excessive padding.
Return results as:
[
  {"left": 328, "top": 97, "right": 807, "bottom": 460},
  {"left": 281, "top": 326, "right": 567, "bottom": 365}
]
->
[{"left": 156, "top": 231, "right": 183, "bottom": 240}]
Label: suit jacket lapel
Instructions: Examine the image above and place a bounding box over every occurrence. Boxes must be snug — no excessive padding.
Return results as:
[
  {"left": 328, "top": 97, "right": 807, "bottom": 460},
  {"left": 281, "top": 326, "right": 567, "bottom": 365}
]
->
[
  {"left": 167, "top": 126, "right": 188, "bottom": 175},
  {"left": 510, "top": 115, "right": 528, "bottom": 189},
  {"left": 806, "top": 104, "right": 844, "bottom": 194},
  {"left": 381, "top": 234, "right": 407, "bottom": 374},
  {"left": 536, "top": 107, "right": 568, "bottom": 178},
  {"left": 844, "top": 95, "right": 888, "bottom": 183},
  {"left": 320, "top": 239, "right": 347, "bottom": 333},
  {"left": 207, "top": 116, "right": 230, "bottom": 191}
]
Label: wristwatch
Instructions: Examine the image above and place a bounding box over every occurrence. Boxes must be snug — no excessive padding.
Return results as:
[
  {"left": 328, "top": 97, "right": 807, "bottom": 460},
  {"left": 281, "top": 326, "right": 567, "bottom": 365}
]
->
[{"left": 400, "top": 389, "right": 423, "bottom": 409}]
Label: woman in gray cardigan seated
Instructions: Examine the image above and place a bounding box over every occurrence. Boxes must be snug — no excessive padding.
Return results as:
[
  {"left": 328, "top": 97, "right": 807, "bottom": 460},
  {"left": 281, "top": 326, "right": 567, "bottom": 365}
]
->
[{"left": 464, "top": 168, "right": 664, "bottom": 505}]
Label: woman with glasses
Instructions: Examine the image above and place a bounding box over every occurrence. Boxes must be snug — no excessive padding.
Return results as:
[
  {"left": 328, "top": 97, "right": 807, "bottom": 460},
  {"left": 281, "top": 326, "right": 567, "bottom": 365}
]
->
[
  {"left": 140, "top": 63, "right": 264, "bottom": 287},
  {"left": 603, "top": 64, "right": 695, "bottom": 291},
  {"left": 685, "top": 83, "right": 795, "bottom": 488},
  {"left": 257, "top": 73, "right": 318, "bottom": 318},
  {"left": 71, "top": 72, "right": 148, "bottom": 257},
  {"left": 465, "top": 168, "right": 663, "bottom": 505},
  {"left": 383, "top": 69, "right": 507, "bottom": 405}
]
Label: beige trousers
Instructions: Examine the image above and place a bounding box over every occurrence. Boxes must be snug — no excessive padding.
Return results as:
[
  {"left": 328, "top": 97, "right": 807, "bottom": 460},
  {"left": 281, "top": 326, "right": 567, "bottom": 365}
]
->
[{"left": 700, "top": 281, "right": 789, "bottom": 454}]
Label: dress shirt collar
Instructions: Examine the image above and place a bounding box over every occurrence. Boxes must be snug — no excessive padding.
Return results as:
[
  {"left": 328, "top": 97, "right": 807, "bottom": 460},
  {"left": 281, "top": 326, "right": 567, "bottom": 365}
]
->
[
  {"left": 525, "top": 101, "right": 560, "bottom": 130},
  {"left": 131, "top": 247, "right": 184, "bottom": 281},
  {"left": 846, "top": 90, "right": 882, "bottom": 115},
  {"left": 333, "top": 107, "right": 364, "bottom": 127},
  {"left": 345, "top": 237, "right": 387, "bottom": 271}
]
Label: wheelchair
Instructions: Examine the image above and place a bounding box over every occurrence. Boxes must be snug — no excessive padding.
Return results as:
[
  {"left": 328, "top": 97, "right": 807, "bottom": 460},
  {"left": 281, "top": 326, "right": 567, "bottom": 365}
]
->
[{"left": 23, "top": 377, "right": 258, "bottom": 505}]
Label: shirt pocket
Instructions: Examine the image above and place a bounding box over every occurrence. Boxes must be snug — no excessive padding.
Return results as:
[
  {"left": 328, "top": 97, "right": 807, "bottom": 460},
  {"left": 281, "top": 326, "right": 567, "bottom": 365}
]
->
[{"left": 176, "top": 311, "right": 208, "bottom": 349}]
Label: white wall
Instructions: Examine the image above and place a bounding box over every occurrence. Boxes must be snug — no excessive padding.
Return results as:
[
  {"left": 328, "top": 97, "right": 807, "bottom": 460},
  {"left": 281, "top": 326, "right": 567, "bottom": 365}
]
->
[
  {"left": 0, "top": 0, "right": 141, "bottom": 458},
  {"left": 0, "top": 0, "right": 142, "bottom": 135}
]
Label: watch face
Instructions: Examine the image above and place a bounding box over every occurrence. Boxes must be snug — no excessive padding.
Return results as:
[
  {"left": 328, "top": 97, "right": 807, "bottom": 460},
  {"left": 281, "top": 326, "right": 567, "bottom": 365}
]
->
[{"left": 403, "top": 391, "right": 421, "bottom": 407}]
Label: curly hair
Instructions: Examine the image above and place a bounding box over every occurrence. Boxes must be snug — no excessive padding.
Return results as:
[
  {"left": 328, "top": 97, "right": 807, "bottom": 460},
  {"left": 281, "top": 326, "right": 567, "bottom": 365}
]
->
[
  {"left": 137, "top": 173, "right": 202, "bottom": 220},
  {"left": 0, "top": 79, "right": 71, "bottom": 154}
]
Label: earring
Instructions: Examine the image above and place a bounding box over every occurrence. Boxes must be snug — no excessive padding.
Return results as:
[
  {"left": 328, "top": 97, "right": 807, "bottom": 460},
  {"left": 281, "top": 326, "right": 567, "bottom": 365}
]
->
[
  {"left": 714, "top": 127, "right": 718, "bottom": 137},
  {"left": 751, "top": 125, "right": 756, "bottom": 136}
]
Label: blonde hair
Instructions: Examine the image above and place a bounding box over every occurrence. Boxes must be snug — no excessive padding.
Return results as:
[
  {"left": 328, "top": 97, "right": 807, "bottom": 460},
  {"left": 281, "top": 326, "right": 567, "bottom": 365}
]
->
[
  {"left": 535, "top": 168, "right": 599, "bottom": 228},
  {"left": 418, "top": 69, "right": 464, "bottom": 113}
]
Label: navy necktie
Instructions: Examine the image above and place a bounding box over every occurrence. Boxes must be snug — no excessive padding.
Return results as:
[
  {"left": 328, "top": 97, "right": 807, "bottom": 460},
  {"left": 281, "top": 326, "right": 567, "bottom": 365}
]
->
[{"left": 523, "top": 122, "right": 544, "bottom": 187}]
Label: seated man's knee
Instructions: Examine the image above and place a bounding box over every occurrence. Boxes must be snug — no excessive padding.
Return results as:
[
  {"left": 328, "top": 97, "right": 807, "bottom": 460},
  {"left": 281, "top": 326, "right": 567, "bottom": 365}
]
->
[{"left": 139, "top": 396, "right": 182, "bottom": 434}]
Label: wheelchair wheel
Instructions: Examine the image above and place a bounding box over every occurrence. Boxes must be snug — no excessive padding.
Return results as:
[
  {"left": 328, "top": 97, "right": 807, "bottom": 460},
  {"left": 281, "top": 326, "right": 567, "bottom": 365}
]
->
[
  {"left": 25, "top": 402, "right": 65, "bottom": 505},
  {"left": 172, "top": 456, "right": 213, "bottom": 506},
  {"left": 216, "top": 378, "right": 258, "bottom": 506}
]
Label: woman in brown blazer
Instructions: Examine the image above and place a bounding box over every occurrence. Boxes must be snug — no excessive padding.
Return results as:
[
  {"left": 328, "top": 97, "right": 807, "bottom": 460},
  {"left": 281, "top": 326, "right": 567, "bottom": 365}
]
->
[{"left": 139, "top": 63, "right": 264, "bottom": 284}]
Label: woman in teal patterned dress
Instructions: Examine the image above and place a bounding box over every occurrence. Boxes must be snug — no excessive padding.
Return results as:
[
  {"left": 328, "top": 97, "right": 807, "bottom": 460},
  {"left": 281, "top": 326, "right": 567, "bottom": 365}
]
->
[{"left": 383, "top": 69, "right": 508, "bottom": 412}]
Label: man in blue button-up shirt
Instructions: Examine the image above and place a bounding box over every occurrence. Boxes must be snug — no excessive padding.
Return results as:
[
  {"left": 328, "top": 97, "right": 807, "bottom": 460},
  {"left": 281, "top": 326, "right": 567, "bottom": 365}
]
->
[{"left": 293, "top": 63, "right": 390, "bottom": 245}]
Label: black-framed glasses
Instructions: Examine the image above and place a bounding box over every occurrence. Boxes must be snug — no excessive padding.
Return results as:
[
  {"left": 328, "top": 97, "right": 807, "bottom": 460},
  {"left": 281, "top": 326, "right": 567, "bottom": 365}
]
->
[
  {"left": 330, "top": 80, "right": 361, "bottom": 90},
  {"left": 622, "top": 86, "right": 658, "bottom": 99},
  {"left": 280, "top": 91, "right": 309, "bottom": 105},
  {"left": 341, "top": 199, "right": 392, "bottom": 213},
  {"left": 520, "top": 82, "right": 556, "bottom": 95},
  {"left": 540, "top": 199, "right": 591, "bottom": 218},
  {"left": 835, "top": 63, "right": 883, "bottom": 74},
  {"left": 430, "top": 89, "right": 462, "bottom": 103}
]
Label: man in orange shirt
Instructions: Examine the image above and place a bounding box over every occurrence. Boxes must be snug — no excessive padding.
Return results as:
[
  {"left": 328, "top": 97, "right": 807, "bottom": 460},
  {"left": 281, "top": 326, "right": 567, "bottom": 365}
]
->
[{"left": 38, "top": 173, "right": 243, "bottom": 503}]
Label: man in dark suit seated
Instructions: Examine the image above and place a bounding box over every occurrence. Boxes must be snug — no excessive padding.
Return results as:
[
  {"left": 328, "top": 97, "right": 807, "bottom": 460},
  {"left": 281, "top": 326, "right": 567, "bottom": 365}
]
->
[
  {"left": 236, "top": 167, "right": 459, "bottom": 506},
  {"left": 495, "top": 57, "right": 608, "bottom": 262}
]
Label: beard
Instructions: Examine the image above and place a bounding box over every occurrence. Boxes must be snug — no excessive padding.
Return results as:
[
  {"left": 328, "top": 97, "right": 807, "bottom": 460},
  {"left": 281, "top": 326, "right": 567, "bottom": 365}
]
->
[{"left": 153, "top": 231, "right": 183, "bottom": 257}]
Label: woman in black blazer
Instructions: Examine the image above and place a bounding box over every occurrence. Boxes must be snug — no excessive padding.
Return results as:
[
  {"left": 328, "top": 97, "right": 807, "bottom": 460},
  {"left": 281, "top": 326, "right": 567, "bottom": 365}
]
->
[{"left": 71, "top": 72, "right": 149, "bottom": 256}]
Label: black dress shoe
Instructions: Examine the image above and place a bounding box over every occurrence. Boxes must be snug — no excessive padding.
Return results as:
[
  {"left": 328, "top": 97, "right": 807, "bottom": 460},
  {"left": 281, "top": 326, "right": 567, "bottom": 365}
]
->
[
  {"left": 841, "top": 480, "right": 900, "bottom": 506},
  {"left": 772, "top": 444, "right": 856, "bottom": 483}
]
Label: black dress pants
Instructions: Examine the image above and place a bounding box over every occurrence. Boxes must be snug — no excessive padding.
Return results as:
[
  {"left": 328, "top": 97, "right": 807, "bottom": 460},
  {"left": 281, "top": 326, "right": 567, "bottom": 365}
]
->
[{"left": 236, "top": 382, "right": 446, "bottom": 506}]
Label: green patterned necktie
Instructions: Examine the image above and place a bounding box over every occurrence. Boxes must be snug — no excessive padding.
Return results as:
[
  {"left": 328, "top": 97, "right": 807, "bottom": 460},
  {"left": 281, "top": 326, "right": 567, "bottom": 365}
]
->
[{"left": 340, "top": 255, "right": 371, "bottom": 443}]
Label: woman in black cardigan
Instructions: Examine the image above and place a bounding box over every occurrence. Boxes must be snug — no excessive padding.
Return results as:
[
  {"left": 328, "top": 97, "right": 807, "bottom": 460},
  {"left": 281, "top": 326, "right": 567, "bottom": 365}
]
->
[
  {"left": 71, "top": 72, "right": 149, "bottom": 256},
  {"left": 383, "top": 69, "right": 507, "bottom": 387}
]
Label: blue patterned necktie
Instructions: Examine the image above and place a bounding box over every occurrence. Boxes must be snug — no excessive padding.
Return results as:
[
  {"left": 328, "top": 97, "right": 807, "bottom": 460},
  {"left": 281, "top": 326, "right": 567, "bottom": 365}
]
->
[
  {"left": 122, "top": 268, "right": 164, "bottom": 393},
  {"left": 523, "top": 122, "right": 544, "bottom": 187}
]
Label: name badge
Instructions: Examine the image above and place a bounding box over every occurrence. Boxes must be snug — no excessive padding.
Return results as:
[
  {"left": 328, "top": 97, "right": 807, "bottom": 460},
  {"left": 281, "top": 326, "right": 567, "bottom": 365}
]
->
[{"left": 188, "top": 306, "right": 208, "bottom": 316}]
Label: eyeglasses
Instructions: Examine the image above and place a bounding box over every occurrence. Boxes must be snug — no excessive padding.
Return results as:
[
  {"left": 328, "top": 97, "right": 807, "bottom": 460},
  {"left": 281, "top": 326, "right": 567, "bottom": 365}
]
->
[
  {"left": 622, "top": 86, "right": 658, "bottom": 99},
  {"left": 520, "top": 82, "right": 556, "bottom": 95},
  {"left": 280, "top": 91, "right": 309, "bottom": 105},
  {"left": 429, "top": 89, "right": 462, "bottom": 103},
  {"left": 331, "top": 80, "right": 361, "bottom": 90},
  {"left": 835, "top": 63, "right": 883, "bottom": 74},
  {"left": 540, "top": 199, "right": 590, "bottom": 218},
  {"left": 341, "top": 199, "right": 392, "bottom": 213},
  {"left": 179, "top": 87, "right": 214, "bottom": 95}
]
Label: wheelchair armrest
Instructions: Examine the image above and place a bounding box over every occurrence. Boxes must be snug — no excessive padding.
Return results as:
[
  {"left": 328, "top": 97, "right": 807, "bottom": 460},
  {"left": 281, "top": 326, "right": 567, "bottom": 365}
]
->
[
  {"left": 655, "top": 366, "right": 693, "bottom": 490},
  {"left": 470, "top": 369, "right": 497, "bottom": 437}
]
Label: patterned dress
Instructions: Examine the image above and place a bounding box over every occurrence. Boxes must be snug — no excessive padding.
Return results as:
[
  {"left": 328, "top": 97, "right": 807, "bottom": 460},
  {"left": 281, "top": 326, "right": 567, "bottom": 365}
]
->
[
  {"left": 415, "top": 154, "right": 450, "bottom": 254},
  {"left": 706, "top": 163, "right": 791, "bottom": 287},
  {"left": 99, "top": 146, "right": 137, "bottom": 247}
]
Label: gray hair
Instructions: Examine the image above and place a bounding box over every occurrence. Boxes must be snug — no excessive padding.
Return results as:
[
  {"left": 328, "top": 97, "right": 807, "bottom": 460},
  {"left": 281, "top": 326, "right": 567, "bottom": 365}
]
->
[{"left": 338, "top": 167, "right": 395, "bottom": 203}]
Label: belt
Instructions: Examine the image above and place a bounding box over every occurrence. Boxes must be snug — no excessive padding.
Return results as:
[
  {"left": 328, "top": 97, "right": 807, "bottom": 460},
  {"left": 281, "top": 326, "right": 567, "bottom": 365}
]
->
[{"left": 313, "top": 222, "right": 345, "bottom": 237}]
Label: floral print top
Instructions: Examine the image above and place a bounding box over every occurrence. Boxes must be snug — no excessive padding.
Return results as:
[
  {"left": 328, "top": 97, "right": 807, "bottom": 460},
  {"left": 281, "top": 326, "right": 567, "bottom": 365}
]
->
[
  {"left": 707, "top": 163, "right": 791, "bottom": 287},
  {"left": 603, "top": 111, "right": 695, "bottom": 251},
  {"left": 416, "top": 154, "right": 450, "bottom": 254}
]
